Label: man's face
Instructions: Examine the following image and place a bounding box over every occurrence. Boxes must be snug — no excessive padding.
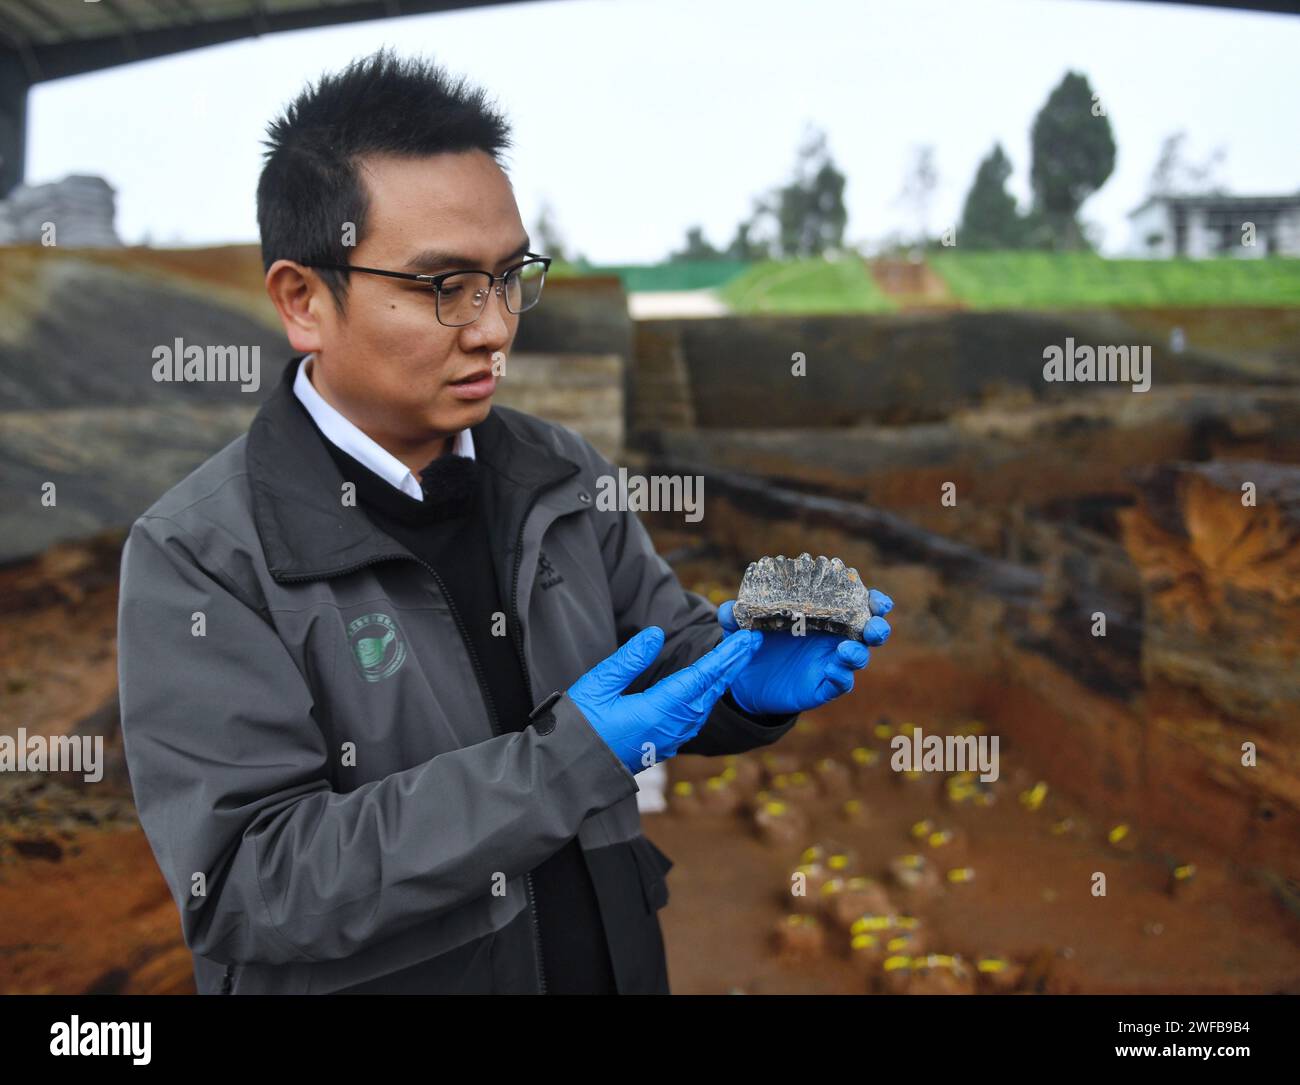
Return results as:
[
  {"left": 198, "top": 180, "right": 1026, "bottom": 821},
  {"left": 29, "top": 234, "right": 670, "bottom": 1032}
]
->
[{"left": 302, "top": 150, "right": 528, "bottom": 457}]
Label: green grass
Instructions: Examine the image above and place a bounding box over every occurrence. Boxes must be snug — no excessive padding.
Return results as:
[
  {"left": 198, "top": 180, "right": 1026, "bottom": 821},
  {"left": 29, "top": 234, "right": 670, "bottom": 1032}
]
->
[
  {"left": 556, "top": 260, "right": 753, "bottom": 291},
  {"left": 557, "top": 253, "right": 1300, "bottom": 311},
  {"left": 716, "top": 258, "right": 895, "bottom": 314},
  {"left": 930, "top": 252, "right": 1300, "bottom": 309}
]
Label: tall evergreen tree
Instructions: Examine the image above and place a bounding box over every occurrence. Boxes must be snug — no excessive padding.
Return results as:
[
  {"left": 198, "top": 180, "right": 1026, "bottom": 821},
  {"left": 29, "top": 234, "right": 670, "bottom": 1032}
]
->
[
  {"left": 959, "top": 143, "right": 1028, "bottom": 249},
  {"left": 1029, "top": 71, "right": 1116, "bottom": 250}
]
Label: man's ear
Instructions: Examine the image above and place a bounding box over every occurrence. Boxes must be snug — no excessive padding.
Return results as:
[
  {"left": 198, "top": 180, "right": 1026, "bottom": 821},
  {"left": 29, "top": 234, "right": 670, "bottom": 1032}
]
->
[{"left": 266, "top": 259, "right": 327, "bottom": 356}]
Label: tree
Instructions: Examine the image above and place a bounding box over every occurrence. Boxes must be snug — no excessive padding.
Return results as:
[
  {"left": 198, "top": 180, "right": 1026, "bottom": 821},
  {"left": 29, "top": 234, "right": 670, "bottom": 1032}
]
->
[
  {"left": 1029, "top": 71, "right": 1116, "bottom": 250},
  {"left": 724, "top": 213, "right": 774, "bottom": 261},
  {"left": 1148, "top": 131, "right": 1227, "bottom": 197},
  {"left": 668, "top": 225, "right": 725, "bottom": 262},
  {"left": 533, "top": 199, "right": 569, "bottom": 263},
  {"left": 959, "top": 143, "right": 1029, "bottom": 250},
  {"left": 668, "top": 125, "right": 847, "bottom": 263},
  {"left": 897, "top": 145, "right": 938, "bottom": 247},
  {"left": 771, "top": 126, "right": 848, "bottom": 258}
]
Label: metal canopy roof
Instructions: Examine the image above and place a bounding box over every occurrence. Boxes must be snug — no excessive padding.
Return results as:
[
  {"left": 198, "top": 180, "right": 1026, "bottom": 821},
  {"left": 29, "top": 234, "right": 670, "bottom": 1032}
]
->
[
  {"left": 0, "top": 0, "right": 536, "bottom": 83},
  {"left": 0, "top": 0, "right": 1293, "bottom": 84}
]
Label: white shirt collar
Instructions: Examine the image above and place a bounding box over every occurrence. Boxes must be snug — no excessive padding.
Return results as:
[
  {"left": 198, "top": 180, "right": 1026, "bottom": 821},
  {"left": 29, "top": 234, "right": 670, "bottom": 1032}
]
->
[{"left": 293, "top": 354, "right": 476, "bottom": 502}]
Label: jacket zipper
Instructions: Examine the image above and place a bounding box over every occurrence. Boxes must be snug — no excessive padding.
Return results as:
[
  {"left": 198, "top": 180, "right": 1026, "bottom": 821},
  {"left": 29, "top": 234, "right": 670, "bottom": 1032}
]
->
[
  {"left": 508, "top": 490, "right": 548, "bottom": 995},
  {"left": 220, "top": 964, "right": 234, "bottom": 994},
  {"left": 278, "top": 492, "right": 553, "bottom": 995}
]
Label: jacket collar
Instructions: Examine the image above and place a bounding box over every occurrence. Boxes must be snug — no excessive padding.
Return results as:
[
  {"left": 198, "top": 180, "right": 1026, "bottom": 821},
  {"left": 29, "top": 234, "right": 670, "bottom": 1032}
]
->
[{"left": 247, "top": 356, "right": 581, "bottom": 582}]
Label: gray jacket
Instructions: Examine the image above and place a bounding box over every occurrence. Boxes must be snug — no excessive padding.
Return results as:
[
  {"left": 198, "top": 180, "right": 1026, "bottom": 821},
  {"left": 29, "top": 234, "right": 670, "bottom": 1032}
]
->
[{"left": 117, "top": 356, "right": 798, "bottom": 994}]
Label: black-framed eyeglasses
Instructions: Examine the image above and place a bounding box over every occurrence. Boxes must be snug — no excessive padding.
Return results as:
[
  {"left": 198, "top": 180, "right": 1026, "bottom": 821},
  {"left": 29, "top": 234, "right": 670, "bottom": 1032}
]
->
[{"left": 299, "top": 253, "right": 552, "bottom": 328}]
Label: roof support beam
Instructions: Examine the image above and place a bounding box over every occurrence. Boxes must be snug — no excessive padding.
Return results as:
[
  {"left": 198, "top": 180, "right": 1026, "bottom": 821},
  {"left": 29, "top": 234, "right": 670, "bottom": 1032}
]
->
[{"left": 0, "top": 50, "right": 28, "bottom": 196}]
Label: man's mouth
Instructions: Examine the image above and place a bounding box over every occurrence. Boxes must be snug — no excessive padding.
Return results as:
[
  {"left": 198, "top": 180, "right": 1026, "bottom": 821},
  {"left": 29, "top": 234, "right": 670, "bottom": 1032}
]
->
[
  {"left": 448, "top": 368, "right": 498, "bottom": 400},
  {"left": 451, "top": 368, "right": 493, "bottom": 384}
]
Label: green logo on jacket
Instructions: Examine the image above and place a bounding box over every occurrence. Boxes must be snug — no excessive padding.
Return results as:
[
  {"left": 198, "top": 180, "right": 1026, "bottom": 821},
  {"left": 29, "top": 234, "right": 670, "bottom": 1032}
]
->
[{"left": 348, "top": 613, "right": 408, "bottom": 682}]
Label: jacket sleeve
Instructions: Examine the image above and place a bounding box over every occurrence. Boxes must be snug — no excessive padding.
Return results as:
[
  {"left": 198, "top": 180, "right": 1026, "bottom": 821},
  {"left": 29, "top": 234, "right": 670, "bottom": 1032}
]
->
[
  {"left": 585, "top": 446, "right": 800, "bottom": 757},
  {"left": 117, "top": 514, "right": 638, "bottom": 967}
]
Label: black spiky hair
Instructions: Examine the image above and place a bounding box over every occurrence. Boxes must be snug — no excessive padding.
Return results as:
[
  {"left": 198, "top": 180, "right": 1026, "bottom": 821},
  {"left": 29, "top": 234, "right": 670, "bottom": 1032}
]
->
[{"left": 257, "top": 48, "right": 514, "bottom": 313}]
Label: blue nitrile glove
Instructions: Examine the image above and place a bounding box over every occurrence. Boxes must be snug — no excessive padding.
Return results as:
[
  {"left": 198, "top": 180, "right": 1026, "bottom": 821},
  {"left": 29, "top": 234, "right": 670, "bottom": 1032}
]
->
[
  {"left": 568, "top": 626, "right": 763, "bottom": 775},
  {"left": 716, "top": 589, "right": 894, "bottom": 716}
]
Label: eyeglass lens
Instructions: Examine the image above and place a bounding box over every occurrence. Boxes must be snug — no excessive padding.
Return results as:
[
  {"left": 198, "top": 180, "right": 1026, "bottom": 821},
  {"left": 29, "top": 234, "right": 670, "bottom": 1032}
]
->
[{"left": 437, "top": 260, "right": 547, "bottom": 327}]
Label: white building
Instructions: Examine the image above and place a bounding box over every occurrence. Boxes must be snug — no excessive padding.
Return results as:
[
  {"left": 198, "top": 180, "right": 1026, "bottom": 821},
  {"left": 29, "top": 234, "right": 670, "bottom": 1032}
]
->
[{"left": 1127, "top": 193, "right": 1300, "bottom": 258}]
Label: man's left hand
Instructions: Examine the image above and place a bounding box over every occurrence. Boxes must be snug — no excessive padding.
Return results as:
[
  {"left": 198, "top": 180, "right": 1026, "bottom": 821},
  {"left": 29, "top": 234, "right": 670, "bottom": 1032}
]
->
[{"left": 716, "top": 589, "right": 894, "bottom": 716}]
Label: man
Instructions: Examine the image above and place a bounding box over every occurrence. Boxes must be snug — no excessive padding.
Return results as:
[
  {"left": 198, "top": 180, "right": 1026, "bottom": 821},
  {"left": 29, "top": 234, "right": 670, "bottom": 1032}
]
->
[{"left": 117, "top": 49, "right": 893, "bottom": 995}]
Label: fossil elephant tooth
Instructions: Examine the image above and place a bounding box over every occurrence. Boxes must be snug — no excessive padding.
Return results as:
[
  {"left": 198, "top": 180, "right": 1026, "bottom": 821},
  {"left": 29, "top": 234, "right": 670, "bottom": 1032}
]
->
[{"left": 732, "top": 552, "right": 870, "bottom": 641}]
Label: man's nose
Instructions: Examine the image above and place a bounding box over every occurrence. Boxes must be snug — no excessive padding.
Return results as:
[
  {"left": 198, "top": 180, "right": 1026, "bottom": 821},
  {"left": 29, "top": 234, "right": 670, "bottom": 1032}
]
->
[{"left": 462, "top": 284, "right": 513, "bottom": 348}]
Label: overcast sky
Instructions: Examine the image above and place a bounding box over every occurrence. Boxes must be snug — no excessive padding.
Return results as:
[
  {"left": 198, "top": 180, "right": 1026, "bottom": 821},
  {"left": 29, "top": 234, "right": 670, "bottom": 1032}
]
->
[{"left": 28, "top": 0, "right": 1300, "bottom": 259}]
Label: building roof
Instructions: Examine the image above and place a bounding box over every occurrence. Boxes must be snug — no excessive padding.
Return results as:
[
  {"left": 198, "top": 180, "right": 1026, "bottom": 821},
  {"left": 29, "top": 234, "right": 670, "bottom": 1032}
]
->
[{"left": 1128, "top": 192, "right": 1300, "bottom": 218}]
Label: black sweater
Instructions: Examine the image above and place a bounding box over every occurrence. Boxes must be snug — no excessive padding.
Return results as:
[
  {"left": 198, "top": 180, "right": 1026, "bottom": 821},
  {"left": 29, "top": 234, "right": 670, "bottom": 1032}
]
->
[{"left": 311, "top": 426, "right": 618, "bottom": 995}]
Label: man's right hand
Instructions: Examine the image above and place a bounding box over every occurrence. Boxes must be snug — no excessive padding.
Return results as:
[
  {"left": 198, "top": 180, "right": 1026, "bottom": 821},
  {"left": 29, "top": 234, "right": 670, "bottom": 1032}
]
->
[{"left": 567, "top": 627, "right": 763, "bottom": 776}]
